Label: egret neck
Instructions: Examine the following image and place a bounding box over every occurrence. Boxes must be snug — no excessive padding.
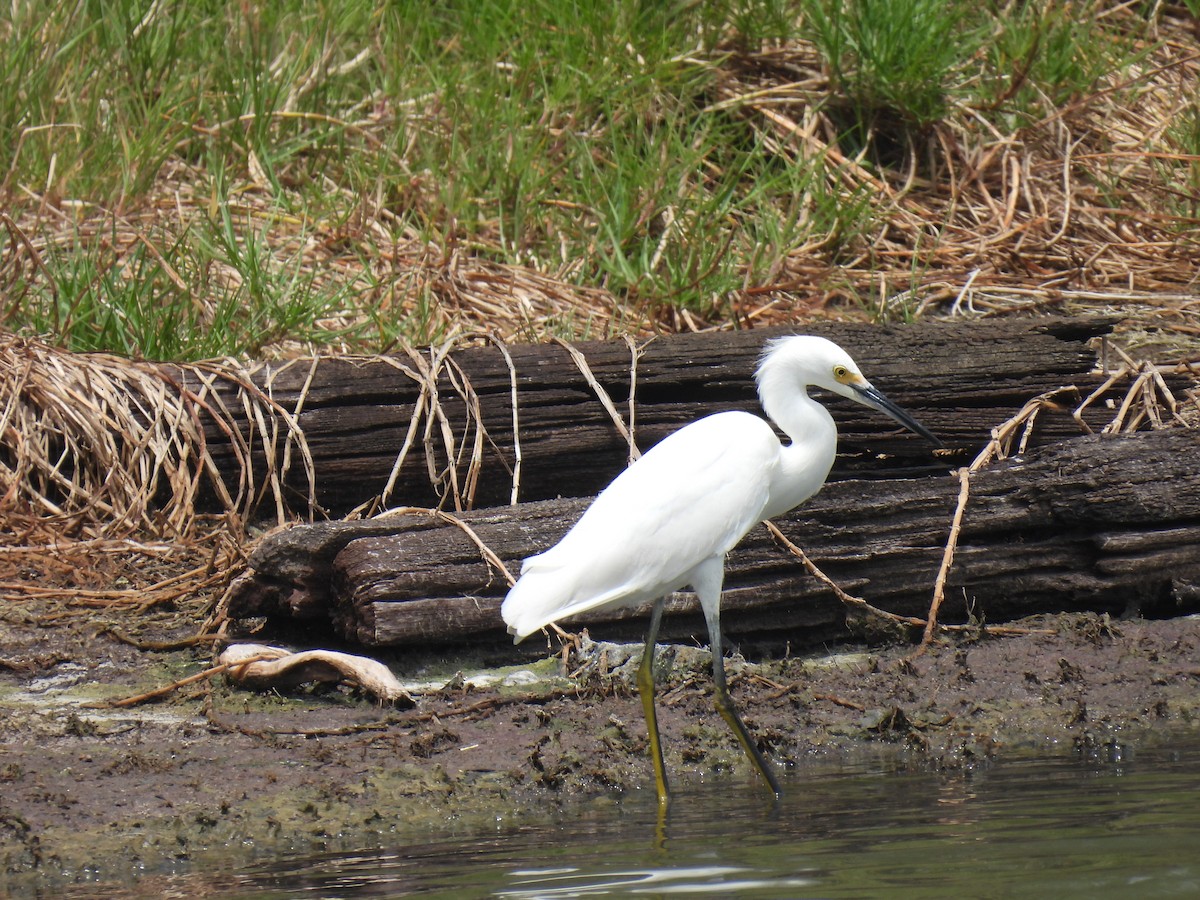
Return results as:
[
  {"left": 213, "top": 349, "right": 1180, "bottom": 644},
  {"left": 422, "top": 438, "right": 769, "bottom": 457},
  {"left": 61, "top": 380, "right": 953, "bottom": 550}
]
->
[{"left": 756, "top": 363, "right": 839, "bottom": 522}]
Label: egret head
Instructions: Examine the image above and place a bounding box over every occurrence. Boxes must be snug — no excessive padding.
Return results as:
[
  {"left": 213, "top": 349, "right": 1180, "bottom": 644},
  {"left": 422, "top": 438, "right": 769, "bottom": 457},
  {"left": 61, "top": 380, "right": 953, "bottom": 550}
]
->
[{"left": 757, "top": 335, "right": 941, "bottom": 446}]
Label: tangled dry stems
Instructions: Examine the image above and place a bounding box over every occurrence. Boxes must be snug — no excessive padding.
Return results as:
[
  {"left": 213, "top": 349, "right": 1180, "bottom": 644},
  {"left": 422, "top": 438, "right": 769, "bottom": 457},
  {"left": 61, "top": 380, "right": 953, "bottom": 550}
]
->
[
  {"left": 0, "top": 329, "right": 304, "bottom": 617},
  {"left": 5, "top": 9, "right": 1200, "bottom": 637},
  {"left": 4, "top": 13, "right": 1200, "bottom": 351},
  {"left": 0, "top": 329, "right": 313, "bottom": 539},
  {"left": 710, "top": 28, "right": 1200, "bottom": 336}
]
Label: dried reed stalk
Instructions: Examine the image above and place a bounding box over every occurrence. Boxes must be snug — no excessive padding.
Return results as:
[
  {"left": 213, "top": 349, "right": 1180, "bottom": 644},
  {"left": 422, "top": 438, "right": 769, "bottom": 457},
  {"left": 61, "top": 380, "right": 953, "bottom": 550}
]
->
[
  {"left": 0, "top": 330, "right": 314, "bottom": 539},
  {"left": 711, "top": 23, "right": 1200, "bottom": 347},
  {"left": 370, "top": 335, "right": 495, "bottom": 514},
  {"left": 915, "top": 355, "right": 1194, "bottom": 654},
  {"left": 9, "top": 18, "right": 1200, "bottom": 348}
]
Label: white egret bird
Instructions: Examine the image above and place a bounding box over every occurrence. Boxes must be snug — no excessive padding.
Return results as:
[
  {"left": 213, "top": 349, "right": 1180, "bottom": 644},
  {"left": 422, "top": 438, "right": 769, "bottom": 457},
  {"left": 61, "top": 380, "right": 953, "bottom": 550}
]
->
[{"left": 501, "top": 335, "right": 939, "bottom": 805}]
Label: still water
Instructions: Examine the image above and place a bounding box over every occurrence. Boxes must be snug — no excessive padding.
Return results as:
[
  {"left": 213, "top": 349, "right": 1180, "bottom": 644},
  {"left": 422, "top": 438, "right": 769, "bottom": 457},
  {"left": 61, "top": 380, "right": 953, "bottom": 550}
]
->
[{"left": 68, "top": 740, "right": 1200, "bottom": 898}]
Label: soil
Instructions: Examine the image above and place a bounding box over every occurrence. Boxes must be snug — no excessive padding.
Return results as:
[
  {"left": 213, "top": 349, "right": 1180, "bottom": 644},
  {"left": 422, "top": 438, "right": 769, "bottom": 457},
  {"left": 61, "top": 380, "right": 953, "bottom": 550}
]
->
[{"left": 2, "top": 591, "right": 1199, "bottom": 894}]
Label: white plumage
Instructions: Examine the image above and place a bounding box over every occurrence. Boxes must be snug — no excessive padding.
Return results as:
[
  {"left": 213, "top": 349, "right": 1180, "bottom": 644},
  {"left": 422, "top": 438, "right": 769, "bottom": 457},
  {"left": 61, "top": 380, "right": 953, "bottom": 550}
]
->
[
  {"left": 502, "top": 410, "right": 778, "bottom": 639},
  {"left": 500, "top": 335, "right": 938, "bottom": 805}
]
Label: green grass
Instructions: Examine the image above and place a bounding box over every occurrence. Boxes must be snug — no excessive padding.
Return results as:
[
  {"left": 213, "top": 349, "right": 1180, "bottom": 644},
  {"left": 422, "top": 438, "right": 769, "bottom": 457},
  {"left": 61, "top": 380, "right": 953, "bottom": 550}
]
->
[
  {"left": 0, "top": 0, "right": 1190, "bottom": 359},
  {"left": 802, "top": 0, "right": 1139, "bottom": 164},
  {"left": 806, "top": 0, "right": 965, "bottom": 132}
]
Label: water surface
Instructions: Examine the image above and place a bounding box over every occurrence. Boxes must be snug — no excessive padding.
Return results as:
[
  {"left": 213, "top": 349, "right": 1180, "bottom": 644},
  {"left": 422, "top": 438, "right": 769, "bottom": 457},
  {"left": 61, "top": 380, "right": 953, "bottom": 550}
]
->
[{"left": 61, "top": 739, "right": 1200, "bottom": 898}]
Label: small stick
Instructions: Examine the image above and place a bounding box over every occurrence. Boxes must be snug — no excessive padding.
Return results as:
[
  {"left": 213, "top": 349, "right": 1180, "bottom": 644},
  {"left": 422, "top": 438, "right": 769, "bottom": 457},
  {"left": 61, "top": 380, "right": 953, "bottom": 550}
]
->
[
  {"left": 765, "top": 520, "right": 925, "bottom": 628},
  {"left": 919, "top": 465, "right": 972, "bottom": 653},
  {"left": 553, "top": 337, "right": 641, "bottom": 463},
  {"left": 813, "top": 693, "right": 868, "bottom": 712},
  {"left": 485, "top": 333, "right": 523, "bottom": 505},
  {"left": 93, "top": 656, "right": 274, "bottom": 708},
  {"left": 100, "top": 628, "right": 221, "bottom": 651}
]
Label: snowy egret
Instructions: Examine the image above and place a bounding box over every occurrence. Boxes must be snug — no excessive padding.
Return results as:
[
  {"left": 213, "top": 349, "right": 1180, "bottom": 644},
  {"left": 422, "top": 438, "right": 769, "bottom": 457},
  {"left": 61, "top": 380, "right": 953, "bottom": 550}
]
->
[{"left": 501, "top": 335, "right": 939, "bottom": 805}]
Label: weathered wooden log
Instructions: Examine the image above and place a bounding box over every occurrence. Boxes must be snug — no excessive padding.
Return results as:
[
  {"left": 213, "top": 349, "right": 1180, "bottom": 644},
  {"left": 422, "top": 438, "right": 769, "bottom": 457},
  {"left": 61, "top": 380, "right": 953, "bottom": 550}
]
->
[
  {"left": 186, "top": 317, "right": 1148, "bottom": 516},
  {"left": 227, "top": 429, "right": 1200, "bottom": 650}
]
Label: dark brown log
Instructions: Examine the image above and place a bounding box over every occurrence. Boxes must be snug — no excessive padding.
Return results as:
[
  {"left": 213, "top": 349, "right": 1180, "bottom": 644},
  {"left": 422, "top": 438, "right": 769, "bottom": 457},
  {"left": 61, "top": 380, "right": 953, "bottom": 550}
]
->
[
  {"left": 186, "top": 317, "right": 1147, "bottom": 516},
  {"left": 227, "top": 429, "right": 1200, "bottom": 650}
]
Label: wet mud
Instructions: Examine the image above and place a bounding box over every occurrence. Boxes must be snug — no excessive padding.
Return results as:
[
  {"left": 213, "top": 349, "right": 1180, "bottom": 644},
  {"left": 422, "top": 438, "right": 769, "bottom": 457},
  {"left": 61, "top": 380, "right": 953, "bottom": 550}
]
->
[{"left": 2, "top": 602, "right": 1199, "bottom": 892}]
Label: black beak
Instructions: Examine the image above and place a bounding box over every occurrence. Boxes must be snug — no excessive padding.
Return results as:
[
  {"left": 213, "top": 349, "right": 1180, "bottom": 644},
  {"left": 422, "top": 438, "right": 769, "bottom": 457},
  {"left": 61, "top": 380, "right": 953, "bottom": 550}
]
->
[{"left": 852, "top": 383, "right": 942, "bottom": 448}]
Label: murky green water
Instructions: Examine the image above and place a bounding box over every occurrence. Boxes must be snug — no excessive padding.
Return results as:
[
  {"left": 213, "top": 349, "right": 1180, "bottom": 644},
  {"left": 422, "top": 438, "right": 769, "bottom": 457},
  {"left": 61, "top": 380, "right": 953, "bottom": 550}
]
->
[{"left": 57, "top": 740, "right": 1200, "bottom": 898}]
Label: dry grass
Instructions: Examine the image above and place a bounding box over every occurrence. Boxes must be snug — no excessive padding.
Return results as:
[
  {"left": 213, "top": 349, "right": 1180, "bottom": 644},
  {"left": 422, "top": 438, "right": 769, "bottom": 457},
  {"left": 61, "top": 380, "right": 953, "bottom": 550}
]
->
[
  {"left": 4, "top": 8, "right": 1200, "bottom": 355},
  {"left": 0, "top": 330, "right": 316, "bottom": 538},
  {"left": 4, "top": 3, "right": 1200, "bottom": 626},
  {"left": 0, "top": 330, "right": 310, "bottom": 620},
  {"left": 708, "top": 22, "right": 1200, "bottom": 348}
]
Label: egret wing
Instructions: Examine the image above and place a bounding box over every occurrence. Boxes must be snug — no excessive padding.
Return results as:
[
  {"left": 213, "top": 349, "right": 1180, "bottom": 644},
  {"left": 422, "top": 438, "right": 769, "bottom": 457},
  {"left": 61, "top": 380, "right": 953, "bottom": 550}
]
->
[{"left": 502, "top": 411, "right": 779, "bottom": 638}]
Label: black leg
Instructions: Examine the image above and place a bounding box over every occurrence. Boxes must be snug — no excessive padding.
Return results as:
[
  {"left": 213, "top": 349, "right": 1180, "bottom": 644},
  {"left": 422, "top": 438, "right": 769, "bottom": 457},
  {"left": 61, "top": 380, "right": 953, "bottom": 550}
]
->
[
  {"left": 638, "top": 597, "right": 670, "bottom": 809},
  {"left": 709, "top": 635, "right": 783, "bottom": 799},
  {"left": 693, "top": 557, "right": 782, "bottom": 799}
]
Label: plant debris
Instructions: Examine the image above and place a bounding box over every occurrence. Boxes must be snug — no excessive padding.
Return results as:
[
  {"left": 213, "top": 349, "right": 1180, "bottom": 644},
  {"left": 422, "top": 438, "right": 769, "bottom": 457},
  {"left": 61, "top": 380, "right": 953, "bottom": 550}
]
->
[{"left": 217, "top": 643, "right": 415, "bottom": 706}]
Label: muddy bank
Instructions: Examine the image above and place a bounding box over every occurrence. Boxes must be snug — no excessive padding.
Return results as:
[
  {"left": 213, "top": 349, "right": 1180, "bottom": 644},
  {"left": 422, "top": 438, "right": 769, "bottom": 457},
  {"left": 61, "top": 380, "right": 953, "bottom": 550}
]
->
[{"left": 2, "top": 603, "right": 1200, "bottom": 892}]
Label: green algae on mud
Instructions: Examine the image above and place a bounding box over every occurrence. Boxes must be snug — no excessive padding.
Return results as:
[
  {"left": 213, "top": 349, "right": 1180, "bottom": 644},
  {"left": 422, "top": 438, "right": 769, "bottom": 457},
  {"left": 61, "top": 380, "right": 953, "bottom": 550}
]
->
[{"left": 2, "top": 611, "right": 1200, "bottom": 892}]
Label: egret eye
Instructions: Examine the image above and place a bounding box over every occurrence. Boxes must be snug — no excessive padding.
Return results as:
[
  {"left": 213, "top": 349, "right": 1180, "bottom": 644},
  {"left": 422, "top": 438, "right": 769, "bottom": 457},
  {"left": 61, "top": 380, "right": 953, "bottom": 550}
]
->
[{"left": 833, "top": 365, "right": 849, "bottom": 380}]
